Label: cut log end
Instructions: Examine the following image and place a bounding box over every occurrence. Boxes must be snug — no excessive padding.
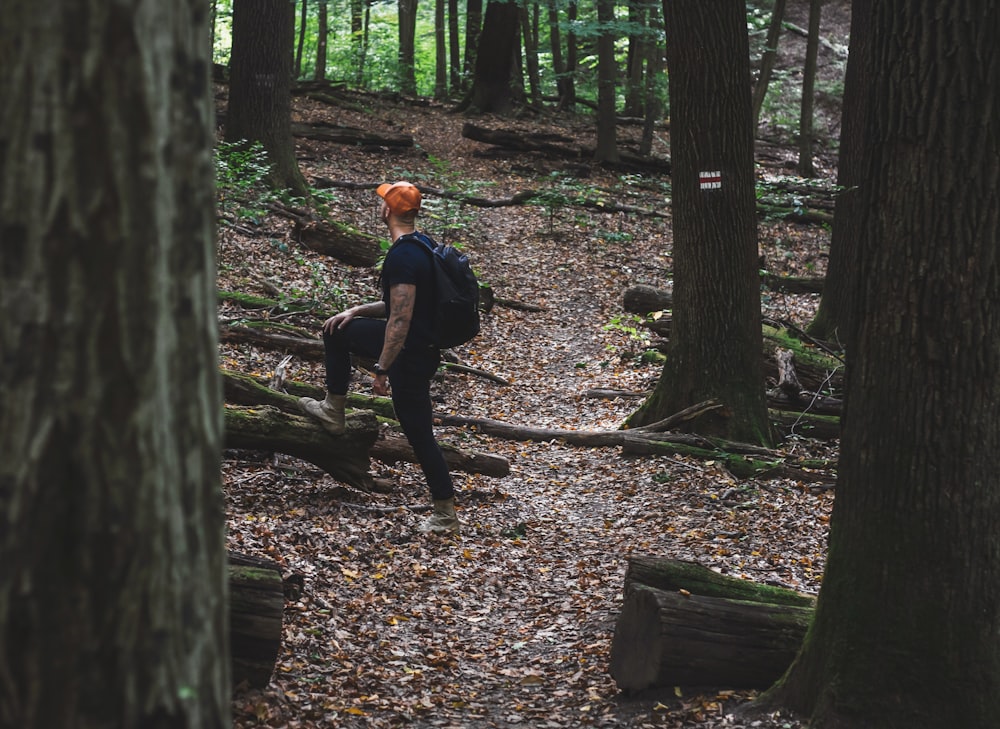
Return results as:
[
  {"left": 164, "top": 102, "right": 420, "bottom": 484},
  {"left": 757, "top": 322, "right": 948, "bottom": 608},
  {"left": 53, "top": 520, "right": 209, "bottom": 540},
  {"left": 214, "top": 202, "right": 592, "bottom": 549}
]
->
[{"left": 609, "top": 587, "right": 663, "bottom": 693}]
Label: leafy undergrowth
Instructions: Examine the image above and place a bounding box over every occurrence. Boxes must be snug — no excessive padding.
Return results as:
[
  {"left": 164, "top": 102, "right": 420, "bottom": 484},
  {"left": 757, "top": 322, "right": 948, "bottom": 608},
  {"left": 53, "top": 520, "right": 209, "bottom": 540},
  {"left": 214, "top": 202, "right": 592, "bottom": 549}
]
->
[{"left": 221, "top": 10, "right": 845, "bottom": 721}]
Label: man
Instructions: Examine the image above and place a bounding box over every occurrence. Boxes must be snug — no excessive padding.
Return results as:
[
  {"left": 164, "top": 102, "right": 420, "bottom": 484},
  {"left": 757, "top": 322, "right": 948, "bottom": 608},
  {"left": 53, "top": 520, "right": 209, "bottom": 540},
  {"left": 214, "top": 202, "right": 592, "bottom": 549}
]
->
[{"left": 299, "top": 181, "right": 460, "bottom": 536}]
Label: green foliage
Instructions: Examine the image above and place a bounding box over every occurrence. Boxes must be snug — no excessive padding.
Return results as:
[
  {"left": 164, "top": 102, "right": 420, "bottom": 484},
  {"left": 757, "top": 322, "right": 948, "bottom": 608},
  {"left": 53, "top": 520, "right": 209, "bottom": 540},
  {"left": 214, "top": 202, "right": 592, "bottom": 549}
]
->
[
  {"left": 603, "top": 314, "right": 653, "bottom": 362},
  {"left": 215, "top": 140, "right": 276, "bottom": 223}
]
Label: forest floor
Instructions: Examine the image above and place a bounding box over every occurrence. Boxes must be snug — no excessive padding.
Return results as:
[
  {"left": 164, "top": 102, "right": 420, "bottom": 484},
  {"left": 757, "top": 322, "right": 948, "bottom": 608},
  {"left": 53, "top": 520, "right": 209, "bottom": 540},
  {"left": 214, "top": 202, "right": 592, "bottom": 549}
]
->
[{"left": 222, "top": 3, "right": 851, "bottom": 727}]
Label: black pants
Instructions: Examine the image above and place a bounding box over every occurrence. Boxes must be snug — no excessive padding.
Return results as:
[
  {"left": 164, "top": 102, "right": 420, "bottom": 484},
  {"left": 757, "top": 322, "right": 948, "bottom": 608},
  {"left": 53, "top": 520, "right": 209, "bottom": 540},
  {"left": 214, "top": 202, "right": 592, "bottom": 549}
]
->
[{"left": 323, "top": 318, "right": 454, "bottom": 501}]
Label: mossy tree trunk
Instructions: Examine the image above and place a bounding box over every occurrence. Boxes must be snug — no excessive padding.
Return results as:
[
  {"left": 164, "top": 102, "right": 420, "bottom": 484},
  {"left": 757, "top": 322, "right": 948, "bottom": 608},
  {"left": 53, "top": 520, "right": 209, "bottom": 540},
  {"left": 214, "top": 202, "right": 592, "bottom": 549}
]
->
[
  {"left": 226, "top": 0, "right": 308, "bottom": 196},
  {"left": 757, "top": 2, "right": 1000, "bottom": 726},
  {"left": 0, "top": 1, "right": 229, "bottom": 725},
  {"left": 628, "top": 0, "right": 772, "bottom": 447}
]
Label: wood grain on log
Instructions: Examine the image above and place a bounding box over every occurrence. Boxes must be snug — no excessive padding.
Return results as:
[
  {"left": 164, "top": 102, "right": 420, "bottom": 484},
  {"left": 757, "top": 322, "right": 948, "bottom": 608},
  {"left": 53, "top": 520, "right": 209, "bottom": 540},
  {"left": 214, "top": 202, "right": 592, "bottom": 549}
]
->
[{"left": 610, "top": 557, "right": 815, "bottom": 693}]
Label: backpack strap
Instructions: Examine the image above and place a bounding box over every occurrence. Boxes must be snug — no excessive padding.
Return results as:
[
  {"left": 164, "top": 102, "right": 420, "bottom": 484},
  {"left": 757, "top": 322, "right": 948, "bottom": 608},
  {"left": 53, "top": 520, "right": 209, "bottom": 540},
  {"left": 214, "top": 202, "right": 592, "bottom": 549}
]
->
[{"left": 394, "top": 231, "right": 436, "bottom": 254}]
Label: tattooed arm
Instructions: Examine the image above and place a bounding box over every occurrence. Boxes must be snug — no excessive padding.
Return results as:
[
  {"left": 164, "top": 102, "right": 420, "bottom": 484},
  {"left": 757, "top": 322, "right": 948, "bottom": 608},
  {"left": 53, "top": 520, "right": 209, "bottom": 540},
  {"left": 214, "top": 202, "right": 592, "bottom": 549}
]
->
[{"left": 372, "top": 283, "right": 415, "bottom": 393}]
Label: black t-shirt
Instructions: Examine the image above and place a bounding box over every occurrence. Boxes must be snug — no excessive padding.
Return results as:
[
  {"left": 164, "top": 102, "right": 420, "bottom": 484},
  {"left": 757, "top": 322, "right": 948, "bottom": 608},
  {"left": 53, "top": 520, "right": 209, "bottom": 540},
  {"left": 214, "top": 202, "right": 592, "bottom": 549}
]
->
[{"left": 381, "top": 232, "right": 436, "bottom": 348}]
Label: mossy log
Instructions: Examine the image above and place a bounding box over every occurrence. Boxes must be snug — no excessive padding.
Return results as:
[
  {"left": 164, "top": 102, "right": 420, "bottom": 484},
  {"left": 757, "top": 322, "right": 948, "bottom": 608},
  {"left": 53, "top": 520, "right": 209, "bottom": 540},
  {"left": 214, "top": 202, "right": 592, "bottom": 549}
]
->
[
  {"left": 224, "top": 405, "right": 378, "bottom": 489},
  {"left": 610, "top": 557, "right": 815, "bottom": 693},
  {"left": 221, "top": 370, "right": 509, "bottom": 477},
  {"left": 621, "top": 432, "right": 836, "bottom": 482}
]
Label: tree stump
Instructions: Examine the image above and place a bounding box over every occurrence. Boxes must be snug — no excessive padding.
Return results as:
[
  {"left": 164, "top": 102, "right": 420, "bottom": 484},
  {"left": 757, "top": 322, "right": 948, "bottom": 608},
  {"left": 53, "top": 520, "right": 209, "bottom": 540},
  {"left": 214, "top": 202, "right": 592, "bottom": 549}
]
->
[
  {"left": 229, "top": 553, "right": 290, "bottom": 689},
  {"left": 610, "top": 557, "right": 815, "bottom": 693}
]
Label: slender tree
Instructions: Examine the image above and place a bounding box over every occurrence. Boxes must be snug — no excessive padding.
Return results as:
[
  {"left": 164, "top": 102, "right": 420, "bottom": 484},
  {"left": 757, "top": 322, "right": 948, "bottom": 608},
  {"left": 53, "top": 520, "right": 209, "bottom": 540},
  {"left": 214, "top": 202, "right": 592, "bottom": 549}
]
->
[
  {"left": 0, "top": 0, "right": 228, "bottom": 726},
  {"left": 226, "top": 0, "right": 308, "bottom": 195},
  {"left": 594, "top": 0, "right": 620, "bottom": 162},
  {"left": 751, "top": 0, "right": 787, "bottom": 130},
  {"left": 520, "top": 0, "right": 543, "bottom": 107},
  {"left": 756, "top": 2, "right": 1000, "bottom": 726},
  {"left": 561, "top": 0, "right": 578, "bottom": 111},
  {"left": 797, "top": 0, "right": 822, "bottom": 176},
  {"left": 295, "top": 0, "right": 309, "bottom": 79},
  {"left": 638, "top": 1, "right": 662, "bottom": 156},
  {"left": 398, "top": 0, "right": 419, "bottom": 95},
  {"left": 448, "top": 0, "right": 461, "bottom": 90},
  {"left": 806, "top": 0, "right": 870, "bottom": 343},
  {"left": 434, "top": 0, "right": 447, "bottom": 99},
  {"left": 548, "top": 0, "right": 569, "bottom": 107},
  {"left": 315, "top": 0, "right": 329, "bottom": 80},
  {"left": 628, "top": 0, "right": 772, "bottom": 446}
]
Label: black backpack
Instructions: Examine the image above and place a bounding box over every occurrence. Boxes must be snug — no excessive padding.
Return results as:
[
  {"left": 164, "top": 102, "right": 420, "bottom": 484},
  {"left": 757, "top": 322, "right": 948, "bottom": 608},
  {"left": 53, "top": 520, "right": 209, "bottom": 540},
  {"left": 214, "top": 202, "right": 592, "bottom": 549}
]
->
[{"left": 400, "top": 232, "right": 481, "bottom": 348}]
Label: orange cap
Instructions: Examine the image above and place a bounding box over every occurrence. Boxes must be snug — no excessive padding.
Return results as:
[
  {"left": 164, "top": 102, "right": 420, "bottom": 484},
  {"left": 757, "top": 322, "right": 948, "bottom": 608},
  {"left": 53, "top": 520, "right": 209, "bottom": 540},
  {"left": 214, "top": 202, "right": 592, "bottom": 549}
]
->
[{"left": 376, "top": 181, "right": 422, "bottom": 216}]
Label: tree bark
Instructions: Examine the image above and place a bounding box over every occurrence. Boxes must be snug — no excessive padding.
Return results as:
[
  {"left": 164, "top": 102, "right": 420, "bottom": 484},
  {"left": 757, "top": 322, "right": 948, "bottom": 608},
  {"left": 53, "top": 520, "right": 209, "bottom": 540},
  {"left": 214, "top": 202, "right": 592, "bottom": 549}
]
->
[
  {"left": 629, "top": 0, "right": 772, "bottom": 446},
  {"left": 397, "top": 0, "right": 418, "bottom": 95},
  {"left": 455, "top": 0, "right": 519, "bottom": 114},
  {"left": 0, "top": 1, "right": 229, "bottom": 724},
  {"left": 611, "top": 583, "right": 813, "bottom": 692},
  {"left": 224, "top": 405, "right": 378, "bottom": 489},
  {"left": 796, "top": 0, "right": 822, "bottom": 177},
  {"left": 227, "top": 0, "right": 308, "bottom": 195},
  {"left": 757, "top": 2, "right": 1000, "bottom": 726},
  {"left": 594, "top": 0, "right": 620, "bottom": 163},
  {"left": 266, "top": 200, "right": 382, "bottom": 266}
]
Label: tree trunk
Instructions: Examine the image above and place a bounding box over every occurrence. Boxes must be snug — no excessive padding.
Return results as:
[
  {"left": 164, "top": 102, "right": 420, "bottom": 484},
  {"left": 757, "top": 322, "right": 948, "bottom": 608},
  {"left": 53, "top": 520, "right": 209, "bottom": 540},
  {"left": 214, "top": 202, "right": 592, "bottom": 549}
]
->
[
  {"left": 456, "top": 0, "right": 519, "bottom": 114},
  {"left": 220, "top": 370, "right": 510, "bottom": 478},
  {"left": 448, "top": 0, "right": 461, "bottom": 90},
  {"left": 752, "top": 0, "right": 786, "bottom": 130},
  {"left": 612, "top": 558, "right": 815, "bottom": 692},
  {"left": 463, "top": 0, "right": 483, "bottom": 86},
  {"left": 434, "top": 0, "right": 447, "bottom": 99},
  {"left": 314, "top": 0, "right": 328, "bottom": 81},
  {"left": 629, "top": 0, "right": 773, "bottom": 446},
  {"left": 594, "top": 0, "right": 620, "bottom": 163},
  {"left": 295, "top": 0, "right": 308, "bottom": 80},
  {"left": 519, "top": 2, "right": 542, "bottom": 107},
  {"left": 757, "top": 2, "right": 1000, "bottom": 726},
  {"left": 398, "top": 0, "right": 418, "bottom": 95},
  {"left": 796, "top": 0, "right": 822, "bottom": 177},
  {"left": 0, "top": 1, "right": 229, "bottom": 725},
  {"left": 227, "top": 0, "right": 308, "bottom": 196},
  {"left": 806, "top": 0, "right": 869, "bottom": 343},
  {"left": 638, "top": 2, "right": 662, "bottom": 157}
]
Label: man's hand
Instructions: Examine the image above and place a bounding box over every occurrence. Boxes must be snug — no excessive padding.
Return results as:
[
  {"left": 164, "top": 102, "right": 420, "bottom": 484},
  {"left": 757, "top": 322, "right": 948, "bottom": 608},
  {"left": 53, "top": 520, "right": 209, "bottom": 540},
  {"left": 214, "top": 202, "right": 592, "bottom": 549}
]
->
[
  {"left": 322, "top": 309, "right": 354, "bottom": 334},
  {"left": 372, "top": 373, "right": 390, "bottom": 396}
]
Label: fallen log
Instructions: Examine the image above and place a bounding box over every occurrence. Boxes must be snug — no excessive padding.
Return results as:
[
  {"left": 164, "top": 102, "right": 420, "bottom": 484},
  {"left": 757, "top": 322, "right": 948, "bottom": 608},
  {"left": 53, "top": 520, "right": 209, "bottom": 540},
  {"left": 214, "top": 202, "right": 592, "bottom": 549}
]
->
[
  {"left": 623, "top": 284, "right": 673, "bottom": 315},
  {"left": 267, "top": 201, "right": 381, "bottom": 267},
  {"left": 377, "top": 433, "right": 510, "bottom": 478},
  {"left": 229, "top": 552, "right": 295, "bottom": 689},
  {"left": 224, "top": 405, "right": 378, "bottom": 489},
  {"left": 290, "top": 120, "right": 413, "bottom": 149},
  {"left": 221, "top": 324, "right": 325, "bottom": 360},
  {"left": 221, "top": 370, "right": 510, "bottom": 477},
  {"left": 610, "top": 557, "right": 814, "bottom": 693},
  {"left": 461, "top": 123, "right": 672, "bottom": 174}
]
